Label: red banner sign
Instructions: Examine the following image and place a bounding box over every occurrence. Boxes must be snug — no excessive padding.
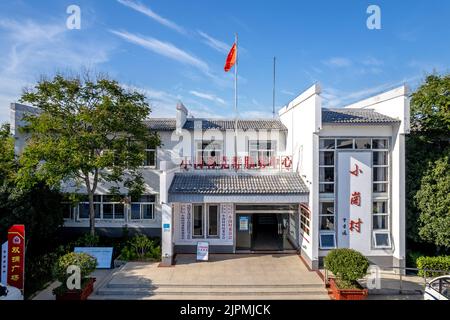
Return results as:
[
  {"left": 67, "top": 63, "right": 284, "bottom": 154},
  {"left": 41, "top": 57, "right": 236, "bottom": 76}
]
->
[{"left": 7, "top": 225, "right": 25, "bottom": 290}]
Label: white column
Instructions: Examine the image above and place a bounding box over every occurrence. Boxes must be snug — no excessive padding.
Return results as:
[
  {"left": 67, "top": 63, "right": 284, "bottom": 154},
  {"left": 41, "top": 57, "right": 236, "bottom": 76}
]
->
[{"left": 161, "top": 203, "right": 173, "bottom": 266}]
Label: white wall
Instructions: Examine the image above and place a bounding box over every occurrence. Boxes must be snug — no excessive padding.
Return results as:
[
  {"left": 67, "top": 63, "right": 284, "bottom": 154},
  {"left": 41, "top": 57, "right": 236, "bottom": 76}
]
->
[{"left": 279, "top": 84, "right": 321, "bottom": 266}]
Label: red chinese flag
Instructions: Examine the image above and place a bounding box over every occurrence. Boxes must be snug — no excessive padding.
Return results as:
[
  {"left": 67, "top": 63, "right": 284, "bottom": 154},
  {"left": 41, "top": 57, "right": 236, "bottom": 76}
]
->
[{"left": 224, "top": 43, "right": 237, "bottom": 72}]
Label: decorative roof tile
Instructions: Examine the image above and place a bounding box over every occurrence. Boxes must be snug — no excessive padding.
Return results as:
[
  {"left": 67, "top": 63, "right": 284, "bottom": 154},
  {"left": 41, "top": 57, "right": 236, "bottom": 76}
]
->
[
  {"left": 322, "top": 108, "right": 400, "bottom": 124},
  {"left": 169, "top": 172, "right": 309, "bottom": 195}
]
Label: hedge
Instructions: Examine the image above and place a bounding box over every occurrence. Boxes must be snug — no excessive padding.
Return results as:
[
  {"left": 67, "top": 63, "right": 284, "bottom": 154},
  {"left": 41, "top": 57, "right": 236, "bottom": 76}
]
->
[{"left": 416, "top": 256, "right": 450, "bottom": 277}]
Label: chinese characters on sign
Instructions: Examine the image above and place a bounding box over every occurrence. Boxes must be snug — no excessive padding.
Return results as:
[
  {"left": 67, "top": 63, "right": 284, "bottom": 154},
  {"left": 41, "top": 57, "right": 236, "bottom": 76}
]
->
[
  {"left": 180, "top": 155, "right": 292, "bottom": 171},
  {"left": 350, "top": 191, "right": 361, "bottom": 206},
  {"left": 349, "top": 163, "right": 363, "bottom": 176},
  {"left": 349, "top": 218, "right": 363, "bottom": 233},
  {"left": 349, "top": 163, "right": 363, "bottom": 234},
  {"left": 7, "top": 225, "right": 25, "bottom": 291}
]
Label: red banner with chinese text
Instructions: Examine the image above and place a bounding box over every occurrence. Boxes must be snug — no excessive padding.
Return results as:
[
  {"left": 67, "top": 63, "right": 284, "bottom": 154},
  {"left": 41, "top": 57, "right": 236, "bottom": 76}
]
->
[{"left": 7, "top": 225, "right": 25, "bottom": 290}]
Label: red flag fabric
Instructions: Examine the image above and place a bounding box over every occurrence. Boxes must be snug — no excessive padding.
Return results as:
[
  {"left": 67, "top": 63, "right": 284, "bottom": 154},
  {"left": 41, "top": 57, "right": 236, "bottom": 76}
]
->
[{"left": 224, "top": 43, "right": 237, "bottom": 72}]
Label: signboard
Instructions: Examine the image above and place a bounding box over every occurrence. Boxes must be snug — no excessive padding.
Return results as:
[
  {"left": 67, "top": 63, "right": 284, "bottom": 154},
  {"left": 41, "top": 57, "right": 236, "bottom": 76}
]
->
[
  {"left": 196, "top": 241, "right": 209, "bottom": 261},
  {"left": 1, "top": 241, "right": 8, "bottom": 285},
  {"left": 239, "top": 216, "right": 249, "bottom": 231},
  {"left": 74, "top": 247, "right": 113, "bottom": 269},
  {"left": 7, "top": 225, "right": 25, "bottom": 291},
  {"left": 337, "top": 152, "right": 372, "bottom": 253},
  {"left": 163, "top": 223, "right": 170, "bottom": 232}
]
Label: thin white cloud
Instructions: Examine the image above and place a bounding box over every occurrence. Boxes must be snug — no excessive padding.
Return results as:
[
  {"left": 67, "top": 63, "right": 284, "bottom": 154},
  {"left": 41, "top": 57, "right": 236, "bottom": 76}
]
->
[
  {"left": 362, "top": 56, "right": 383, "bottom": 66},
  {"left": 323, "top": 57, "right": 352, "bottom": 68},
  {"left": 197, "top": 31, "right": 230, "bottom": 54},
  {"left": 117, "top": 0, "right": 186, "bottom": 35},
  {"left": 189, "top": 90, "right": 225, "bottom": 105},
  {"left": 110, "top": 30, "right": 210, "bottom": 74},
  {"left": 0, "top": 18, "right": 112, "bottom": 123},
  {"left": 281, "top": 89, "right": 295, "bottom": 96}
]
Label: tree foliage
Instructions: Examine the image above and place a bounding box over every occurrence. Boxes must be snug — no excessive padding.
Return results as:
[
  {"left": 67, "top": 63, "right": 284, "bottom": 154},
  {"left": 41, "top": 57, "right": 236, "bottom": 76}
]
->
[
  {"left": 17, "top": 73, "right": 160, "bottom": 235},
  {"left": 407, "top": 73, "right": 450, "bottom": 249},
  {"left": 415, "top": 155, "right": 450, "bottom": 248}
]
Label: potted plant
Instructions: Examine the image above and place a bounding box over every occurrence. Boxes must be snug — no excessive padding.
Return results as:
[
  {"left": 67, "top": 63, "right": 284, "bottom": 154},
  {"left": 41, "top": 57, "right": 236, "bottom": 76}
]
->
[
  {"left": 52, "top": 252, "right": 98, "bottom": 300},
  {"left": 324, "top": 248, "right": 370, "bottom": 300}
]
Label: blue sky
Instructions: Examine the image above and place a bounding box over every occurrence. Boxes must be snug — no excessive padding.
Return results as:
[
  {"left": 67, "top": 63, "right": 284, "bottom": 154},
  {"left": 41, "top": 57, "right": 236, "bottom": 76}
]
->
[{"left": 0, "top": 0, "right": 449, "bottom": 122}]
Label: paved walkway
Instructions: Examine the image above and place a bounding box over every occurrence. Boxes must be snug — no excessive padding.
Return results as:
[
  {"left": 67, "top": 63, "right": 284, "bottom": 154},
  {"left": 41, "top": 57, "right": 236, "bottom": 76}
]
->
[{"left": 90, "top": 254, "right": 330, "bottom": 300}]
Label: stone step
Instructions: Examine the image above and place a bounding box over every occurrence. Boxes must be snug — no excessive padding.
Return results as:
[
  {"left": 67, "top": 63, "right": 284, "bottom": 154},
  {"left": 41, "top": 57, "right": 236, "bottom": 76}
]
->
[
  {"left": 106, "top": 282, "right": 325, "bottom": 289},
  {"left": 97, "top": 286, "right": 327, "bottom": 296},
  {"left": 90, "top": 293, "right": 330, "bottom": 300}
]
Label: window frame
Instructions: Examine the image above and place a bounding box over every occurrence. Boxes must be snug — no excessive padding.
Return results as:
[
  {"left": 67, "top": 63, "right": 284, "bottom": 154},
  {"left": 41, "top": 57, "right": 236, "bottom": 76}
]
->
[
  {"left": 143, "top": 144, "right": 157, "bottom": 168},
  {"left": 248, "top": 140, "right": 277, "bottom": 168},
  {"left": 207, "top": 204, "right": 220, "bottom": 238},
  {"left": 319, "top": 231, "right": 336, "bottom": 249},
  {"left": 195, "top": 140, "right": 223, "bottom": 167},
  {"left": 192, "top": 204, "right": 204, "bottom": 238},
  {"left": 130, "top": 195, "right": 156, "bottom": 221},
  {"left": 372, "top": 230, "right": 392, "bottom": 249}
]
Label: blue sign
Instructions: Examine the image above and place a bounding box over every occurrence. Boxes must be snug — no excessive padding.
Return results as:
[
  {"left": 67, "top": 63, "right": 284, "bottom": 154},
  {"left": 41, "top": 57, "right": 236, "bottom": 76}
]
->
[
  {"left": 163, "top": 223, "right": 170, "bottom": 232},
  {"left": 74, "top": 247, "right": 113, "bottom": 269},
  {"left": 239, "top": 216, "right": 249, "bottom": 231}
]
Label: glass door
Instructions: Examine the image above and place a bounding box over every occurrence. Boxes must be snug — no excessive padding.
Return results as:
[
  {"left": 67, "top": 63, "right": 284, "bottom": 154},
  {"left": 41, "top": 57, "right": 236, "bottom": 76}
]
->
[{"left": 236, "top": 214, "right": 252, "bottom": 250}]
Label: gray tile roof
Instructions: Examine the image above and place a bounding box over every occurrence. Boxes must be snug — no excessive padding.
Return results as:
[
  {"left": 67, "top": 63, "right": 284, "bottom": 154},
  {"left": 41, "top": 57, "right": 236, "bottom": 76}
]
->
[
  {"left": 144, "top": 118, "right": 287, "bottom": 131},
  {"left": 183, "top": 119, "right": 287, "bottom": 131},
  {"left": 322, "top": 108, "right": 400, "bottom": 124},
  {"left": 143, "top": 118, "right": 176, "bottom": 131},
  {"left": 169, "top": 172, "right": 309, "bottom": 195}
]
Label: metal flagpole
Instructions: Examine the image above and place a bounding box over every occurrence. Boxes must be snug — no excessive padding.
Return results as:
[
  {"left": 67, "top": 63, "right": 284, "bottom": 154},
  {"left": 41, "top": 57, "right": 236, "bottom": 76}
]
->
[
  {"left": 234, "top": 33, "right": 238, "bottom": 171},
  {"left": 273, "top": 56, "right": 276, "bottom": 118}
]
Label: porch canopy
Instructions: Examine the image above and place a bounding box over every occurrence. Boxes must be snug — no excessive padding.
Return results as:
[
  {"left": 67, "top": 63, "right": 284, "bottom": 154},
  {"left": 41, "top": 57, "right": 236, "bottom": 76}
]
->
[{"left": 168, "top": 172, "right": 309, "bottom": 203}]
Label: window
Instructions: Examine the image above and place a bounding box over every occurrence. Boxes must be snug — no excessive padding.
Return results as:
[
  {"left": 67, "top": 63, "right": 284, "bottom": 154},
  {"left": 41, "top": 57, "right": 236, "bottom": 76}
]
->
[
  {"left": 320, "top": 232, "right": 336, "bottom": 249},
  {"left": 131, "top": 195, "right": 156, "bottom": 220},
  {"left": 78, "top": 195, "right": 124, "bottom": 220},
  {"left": 207, "top": 205, "right": 219, "bottom": 237},
  {"left": 319, "top": 201, "right": 336, "bottom": 249},
  {"left": 372, "top": 139, "right": 388, "bottom": 149},
  {"left": 143, "top": 143, "right": 157, "bottom": 167},
  {"left": 373, "top": 231, "right": 391, "bottom": 248},
  {"left": 355, "top": 138, "right": 371, "bottom": 149},
  {"left": 319, "top": 139, "right": 335, "bottom": 149},
  {"left": 300, "top": 206, "right": 310, "bottom": 236},
  {"left": 248, "top": 140, "right": 276, "bottom": 167},
  {"left": 319, "top": 202, "right": 335, "bottom": 231},
  {"left": 193, "top": 205, "right": 203, "bottom": 237},
  {"left": 196, "top": 141, "right": 223, "bottom": 167},
  {"left": 79, "top": 195, "right": 101, "bottom": 219},
  {"left": 319, "top": 141, "right": 335, "bottom": 194},
  {"left": 336, "top": 139, "right": 353, "bottom": 149},
  {"left": 62, "top": 203, "right": 73, "bottom": 220}
]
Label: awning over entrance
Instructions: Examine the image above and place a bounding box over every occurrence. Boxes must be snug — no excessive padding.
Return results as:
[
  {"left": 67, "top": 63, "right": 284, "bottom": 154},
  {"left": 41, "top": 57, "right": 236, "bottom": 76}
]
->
[{"left": 168, "top": 172, "right": 309, "bottom": 203}]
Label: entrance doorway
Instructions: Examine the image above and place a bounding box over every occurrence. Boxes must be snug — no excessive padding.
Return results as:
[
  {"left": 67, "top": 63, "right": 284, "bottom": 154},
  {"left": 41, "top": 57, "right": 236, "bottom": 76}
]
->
[{"left": 235, "top": 211, "right": 297, "bottom": 251}]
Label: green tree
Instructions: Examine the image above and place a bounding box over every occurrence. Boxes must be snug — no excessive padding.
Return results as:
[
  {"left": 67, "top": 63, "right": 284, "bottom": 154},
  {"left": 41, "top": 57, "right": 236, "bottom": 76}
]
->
[
  {"left": 415, "top": 154, "right": 450, "bottom": 249},
  {"left": 17, "top": 73, "right": 160, "bottom": 235},
  {"left": 0, "top": 123, "right": 15, "bottom": 184},
  {"left": 407, "top": 73, "right": 450, "bottom": 248}
]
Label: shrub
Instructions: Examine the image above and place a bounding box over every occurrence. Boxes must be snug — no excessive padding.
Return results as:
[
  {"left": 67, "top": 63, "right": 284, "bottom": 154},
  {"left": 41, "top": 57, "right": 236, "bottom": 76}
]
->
[
  {"left": 417, "top": 256, "right": 450, "bottom": 277},
  {"left": 324, "top": 248, "right": 370, "bottom": 288},
  {"left": 74, "top": 233, "right": 100, "bottom": 247},
  {"left": 53, "top": 252, "right": 97, "bottom": 285},
  {"left": 119, "top": 235, "right": 161, "bottom": 261}
]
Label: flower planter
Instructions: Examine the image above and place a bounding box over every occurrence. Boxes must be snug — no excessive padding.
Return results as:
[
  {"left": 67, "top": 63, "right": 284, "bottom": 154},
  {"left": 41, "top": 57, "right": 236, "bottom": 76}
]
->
[
  {"left": 328, "top": 278, "right": 368, "bottom": 300},
  {"left": 55, "top": 277, "right": 96, "bottom": 301}
]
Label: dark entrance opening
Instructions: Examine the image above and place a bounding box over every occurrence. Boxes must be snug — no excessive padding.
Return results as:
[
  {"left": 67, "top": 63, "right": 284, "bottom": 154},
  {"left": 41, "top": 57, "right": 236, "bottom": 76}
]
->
[{"left": 252, "top": 214, "right": 280, "bottom": 250}]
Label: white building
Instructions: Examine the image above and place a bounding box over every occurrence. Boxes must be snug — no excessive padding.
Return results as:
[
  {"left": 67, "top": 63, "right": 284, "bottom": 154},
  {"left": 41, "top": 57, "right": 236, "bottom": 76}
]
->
[{"left": 10, "top": 83, "right": 410, "bottom": 270}]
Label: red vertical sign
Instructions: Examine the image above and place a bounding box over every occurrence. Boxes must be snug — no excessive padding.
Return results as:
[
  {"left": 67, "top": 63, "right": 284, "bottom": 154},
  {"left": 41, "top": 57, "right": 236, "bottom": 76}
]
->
[{"left": 7, "top": 225, "right": 25, "bottom": 290}]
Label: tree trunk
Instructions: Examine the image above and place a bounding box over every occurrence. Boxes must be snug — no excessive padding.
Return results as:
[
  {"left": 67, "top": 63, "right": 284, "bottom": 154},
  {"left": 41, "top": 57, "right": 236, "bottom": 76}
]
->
[{"left": 88, "top": 191, "right": 95, "bottom": 236}]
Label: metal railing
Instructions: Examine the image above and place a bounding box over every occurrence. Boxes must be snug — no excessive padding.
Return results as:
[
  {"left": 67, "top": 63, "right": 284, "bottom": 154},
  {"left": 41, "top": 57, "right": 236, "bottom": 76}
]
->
[{"left": 324, "top": 266, "right": 449, "bottom": 295}]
